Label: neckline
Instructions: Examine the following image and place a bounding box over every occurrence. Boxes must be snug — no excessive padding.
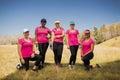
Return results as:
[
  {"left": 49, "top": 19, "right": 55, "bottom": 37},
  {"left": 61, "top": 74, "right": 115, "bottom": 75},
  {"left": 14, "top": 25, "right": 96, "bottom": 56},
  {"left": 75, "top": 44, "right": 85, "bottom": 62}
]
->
[
  {"left": 40, "top": 26, "right": 46, "bottom": 30},
  {"left": 23, "top": 38, "right": 31, "bottom": 43},
  {"left": 69, "top": 29, "right": 75, "bottom": 32},
  {"left": 55, "top": 27, "right": 62, "bottom": 31},
  {"left": 84, "top": 38, "right": 91, "bottom": 43}
]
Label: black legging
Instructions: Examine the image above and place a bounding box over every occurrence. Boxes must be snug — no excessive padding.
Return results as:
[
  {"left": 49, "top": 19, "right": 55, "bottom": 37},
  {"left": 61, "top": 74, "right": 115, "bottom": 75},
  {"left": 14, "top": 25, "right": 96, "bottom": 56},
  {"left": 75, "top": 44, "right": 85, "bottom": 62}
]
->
[
  {"left": 38, "top": 43, "right": 49, "bottom": 65},
  {"left": 53, "top": 42, "right": 63, "bottom": 65},
  {"left": 69, "top": 45, "right": 79, "bottom": 65},
  {"left": 82, "top": 52, "right": 94, "bottom": 70},
  {"left": 21, "top": 54, "right": 42, "bottom": 71}
]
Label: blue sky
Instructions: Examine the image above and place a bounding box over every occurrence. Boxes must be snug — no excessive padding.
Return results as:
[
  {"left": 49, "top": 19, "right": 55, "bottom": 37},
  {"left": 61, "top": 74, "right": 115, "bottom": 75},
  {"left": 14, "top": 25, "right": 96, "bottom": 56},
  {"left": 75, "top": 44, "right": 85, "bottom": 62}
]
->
[{"left": 0, "top": 0, "right": 120, "bottom": 36}]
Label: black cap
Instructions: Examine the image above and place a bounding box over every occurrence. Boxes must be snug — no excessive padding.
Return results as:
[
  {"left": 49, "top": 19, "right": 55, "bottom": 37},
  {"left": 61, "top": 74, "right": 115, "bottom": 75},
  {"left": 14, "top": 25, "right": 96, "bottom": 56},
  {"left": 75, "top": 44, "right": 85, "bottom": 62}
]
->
[{"left": 41, "top": 18, "right": 47, "bottom": 22}]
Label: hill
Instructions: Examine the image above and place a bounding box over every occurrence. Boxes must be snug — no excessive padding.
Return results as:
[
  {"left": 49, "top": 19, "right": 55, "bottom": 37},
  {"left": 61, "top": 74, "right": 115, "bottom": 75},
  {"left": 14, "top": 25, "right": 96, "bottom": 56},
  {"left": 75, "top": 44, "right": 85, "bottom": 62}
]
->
[
  {"left": 100, "top": 36, "right": 120, "bottom": 48},
  {"left": 0, "top": 36, "right": 120, "bottom": 80}
]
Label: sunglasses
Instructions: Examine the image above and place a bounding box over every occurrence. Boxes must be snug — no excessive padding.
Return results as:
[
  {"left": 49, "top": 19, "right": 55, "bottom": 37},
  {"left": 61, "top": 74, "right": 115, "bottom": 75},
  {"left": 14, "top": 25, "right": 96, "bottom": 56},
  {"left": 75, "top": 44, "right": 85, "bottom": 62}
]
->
[{"left": 85, "top": 33, "right": 90, "bottom": 34}]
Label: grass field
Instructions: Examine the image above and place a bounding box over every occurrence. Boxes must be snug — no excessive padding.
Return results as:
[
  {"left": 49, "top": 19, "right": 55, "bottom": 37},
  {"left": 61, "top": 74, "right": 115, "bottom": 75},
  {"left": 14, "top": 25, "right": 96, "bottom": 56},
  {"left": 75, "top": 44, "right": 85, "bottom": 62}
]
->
[{"left": 0, "top": 36, "right": 120, "bottom": 80}]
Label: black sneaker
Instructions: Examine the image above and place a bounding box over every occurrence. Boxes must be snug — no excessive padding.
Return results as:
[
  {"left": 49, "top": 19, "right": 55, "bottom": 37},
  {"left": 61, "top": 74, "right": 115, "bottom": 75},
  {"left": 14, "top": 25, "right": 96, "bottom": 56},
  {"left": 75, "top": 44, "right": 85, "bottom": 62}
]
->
[
  {"left": 96, "top": 64, "right": 102, "bottom": 68},
  {"left": 38, "top": 65, "right": 44, "bottom": 69}
]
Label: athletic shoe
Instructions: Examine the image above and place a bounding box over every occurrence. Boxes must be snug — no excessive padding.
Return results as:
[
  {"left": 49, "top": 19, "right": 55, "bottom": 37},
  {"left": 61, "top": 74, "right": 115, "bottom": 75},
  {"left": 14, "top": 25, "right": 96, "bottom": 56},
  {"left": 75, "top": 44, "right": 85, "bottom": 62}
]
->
[
  {"left": 32, "top": 68, "right": 38, "bottom": 72},
  {"left": 96, "top": 64, "right": 102, "bottom": 68},
  {"left": 16, "top": 63, "right": 22, "bottom": 70},
  {"left": 38, "top": 65, "right": 44, "bottom": 69},
  {"left": 68, "top": 65, "right": 73, "bottom": 69}
]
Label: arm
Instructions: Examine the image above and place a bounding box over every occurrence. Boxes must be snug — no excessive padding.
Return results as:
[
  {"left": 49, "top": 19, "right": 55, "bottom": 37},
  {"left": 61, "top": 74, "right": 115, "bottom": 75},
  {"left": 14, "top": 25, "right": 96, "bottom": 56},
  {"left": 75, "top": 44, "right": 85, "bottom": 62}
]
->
[
  {"left": 49, "top": 31, "right": 52, "bottom": 39},
  {"left": 77, "top": 33, "right": 80, "bottom": 44},
  {"left": 17, "top": 43, "right": 23, "bottom": 59},
  {"left": 46, "top": 31, "right": 52, "bottom": 39},
  {"left": 35, "top": 30, "right": 37, "bottom": 42},
  {"left": 31, "top": 44, "right": 36, "bottom": 58},
  {"left": 17, "top": 43, "right": 25, "bottom": 64},
  {"left": 80, "top": 41, "right": 84, "bottom": 58},
  {"left": 55, "top": 30, "right": 65, "bottom": 38},
  {"left": 51, "top": 32, "right": 55, "bottom": 44},
  {"left": 66, "top": 34, "right": 69, "bottom": 49}
]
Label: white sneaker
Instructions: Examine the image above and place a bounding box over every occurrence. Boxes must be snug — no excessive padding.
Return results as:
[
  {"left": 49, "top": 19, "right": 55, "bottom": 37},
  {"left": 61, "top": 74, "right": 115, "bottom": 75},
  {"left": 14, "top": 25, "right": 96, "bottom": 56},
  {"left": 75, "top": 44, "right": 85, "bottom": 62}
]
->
[
  {"left": 68, "top": 65, "right": 73, "bottom": 69},
  {"left": 16, "top": 63, "right": 21, "bottom": 69}
]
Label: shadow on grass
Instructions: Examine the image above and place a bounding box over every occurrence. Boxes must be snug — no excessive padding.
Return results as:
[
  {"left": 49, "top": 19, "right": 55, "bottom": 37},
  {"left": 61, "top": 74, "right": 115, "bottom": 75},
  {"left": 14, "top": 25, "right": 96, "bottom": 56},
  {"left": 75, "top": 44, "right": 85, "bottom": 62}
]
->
[{"left": 1, "top": 60, "right": 120, "bottom": 80}]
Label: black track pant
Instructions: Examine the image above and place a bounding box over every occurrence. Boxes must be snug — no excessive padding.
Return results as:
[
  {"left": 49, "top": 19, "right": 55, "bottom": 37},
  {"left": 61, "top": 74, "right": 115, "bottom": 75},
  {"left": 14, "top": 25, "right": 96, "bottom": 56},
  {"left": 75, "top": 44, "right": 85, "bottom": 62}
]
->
[
  {"left": 21, "top": 54, "right": 42, "bottom": 71},
  {"left": 82, "top": 52, "right": 94, "bottom": 70},
  {"left": 53, "top": 42, "right": 63, "bottom": 65},
  {"left": 38, "top": 43, "right": 49, "bottom": 65},
  {"left": 69, "top": 45, "right": 79, "bottom": 65}
]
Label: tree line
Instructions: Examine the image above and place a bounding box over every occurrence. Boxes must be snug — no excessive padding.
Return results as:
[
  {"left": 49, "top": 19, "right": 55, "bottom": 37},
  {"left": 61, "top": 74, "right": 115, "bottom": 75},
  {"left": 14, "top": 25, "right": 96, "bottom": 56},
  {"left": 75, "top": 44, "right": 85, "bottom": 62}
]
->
[
  {"left": 93, "top": 22, "right": 120, "bottom": 44},
  {"left": 0, "top": 22, "right": 120, "bottom": 45}
]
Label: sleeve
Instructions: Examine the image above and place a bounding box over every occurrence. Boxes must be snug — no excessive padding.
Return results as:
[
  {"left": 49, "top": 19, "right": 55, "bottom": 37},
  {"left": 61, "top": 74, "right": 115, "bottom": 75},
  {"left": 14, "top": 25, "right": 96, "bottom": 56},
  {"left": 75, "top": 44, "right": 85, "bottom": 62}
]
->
[
  {"left": 18, "top": 38, "right": 23, "bottom": 45},
  {"left": 61, "top": 27, "right": 64, "bottom": 31},
  {"left": 91, "top": 39, "right": 95, "bottom": 44},
  {"left": 76, "top": 29, "right": 79, "bottom": 34},
  {"left": 47, "top": 28, "right": 51, "bottom": 33},
  {"left": 35, "top": 27, "right": 38, "bottom": 33},
  {"left": 30, "top": 38, "right": 34, "bottom": 43},
  {"left": 66, "top": 30, "right": 69, "bottom": 34},
  {"left": 81, "top": 39, "right": 84, "bottom": 43},
  {"left": 52, "top": 28, "right": 55, "bottom": 33}
]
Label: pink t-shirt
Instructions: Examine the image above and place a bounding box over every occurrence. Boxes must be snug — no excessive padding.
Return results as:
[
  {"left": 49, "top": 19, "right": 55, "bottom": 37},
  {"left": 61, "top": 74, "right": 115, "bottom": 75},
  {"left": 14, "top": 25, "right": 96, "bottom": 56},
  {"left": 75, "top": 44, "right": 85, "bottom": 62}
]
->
[
  {"left": 66, "top": 29, "right": 79, "bottom": 46},
  {"left": 18, "top": 38, "right": 34, "bottom": 58},
  {"left": 35, "top": 27, "right": 51, "bottom": 43},
  {"left": 81, "top": 39, "right": 94, "bottom": 55},
  {"left": 52, "top": 27, "right": 64, "bottom": 43}
]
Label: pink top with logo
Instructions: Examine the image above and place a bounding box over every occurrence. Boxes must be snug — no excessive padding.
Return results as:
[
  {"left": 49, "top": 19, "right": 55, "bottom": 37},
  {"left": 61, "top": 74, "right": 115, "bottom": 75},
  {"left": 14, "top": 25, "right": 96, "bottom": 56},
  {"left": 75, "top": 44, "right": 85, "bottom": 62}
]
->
[
  {"left": 35, "top": 27, "right": 51, "bottom": 43},
  {"left": 66, "top": 29, "right": 79, "bottom": 46},
  {"left": 18, "top": 38, "right": 34, "bottom": 58},
  {"left": 81, "top": 39, "right": 94, "bottom": 55},
  {"left": 52, "top": 27, "right": 64, "bottom": 43}
]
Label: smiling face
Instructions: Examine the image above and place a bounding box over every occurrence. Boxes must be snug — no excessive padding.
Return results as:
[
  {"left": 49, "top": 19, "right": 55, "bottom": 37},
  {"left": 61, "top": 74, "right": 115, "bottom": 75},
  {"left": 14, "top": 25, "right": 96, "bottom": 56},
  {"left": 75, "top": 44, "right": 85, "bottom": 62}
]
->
[
  {"left": 84, "top": 30, "right": 90, "bottom": 38},
  {"left": 23, "top": 31, "right": 29, "bottom": 38},
  {"left": 55, "top": 23, "right": 60, "bottom": 28},
  {"left": 41, "top": 21, "right": 46, "bottom": 27},
  {"left": 70, "top": 24, "right": 75, "bottom": 29}
]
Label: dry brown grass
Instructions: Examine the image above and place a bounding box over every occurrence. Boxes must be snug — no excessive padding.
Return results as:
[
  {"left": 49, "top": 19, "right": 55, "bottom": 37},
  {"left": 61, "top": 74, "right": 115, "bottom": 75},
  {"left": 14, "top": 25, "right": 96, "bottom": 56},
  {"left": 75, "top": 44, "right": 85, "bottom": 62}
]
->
[
  {"left": 100, "top": 36, "right": 120, "bottom": 48},
  {"left": 0, "top": 45, "right": 19, "bottom": 78},
  {"left": 0, "top": 36, "right": 120, "bottom": 80}
]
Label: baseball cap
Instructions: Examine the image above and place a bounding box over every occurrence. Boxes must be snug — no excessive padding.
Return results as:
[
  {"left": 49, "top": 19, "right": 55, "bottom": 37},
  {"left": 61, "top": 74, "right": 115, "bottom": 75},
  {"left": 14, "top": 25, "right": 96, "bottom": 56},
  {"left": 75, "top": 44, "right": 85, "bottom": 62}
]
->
[
  {"left": 54, "top": 20, "right": 60, "bottom": 24},
  {"left": 23, "top": 29, "right": 29, "bottom": 33},
  {"left": 70, "top": 21, "right": 75, "bottom": 25}
]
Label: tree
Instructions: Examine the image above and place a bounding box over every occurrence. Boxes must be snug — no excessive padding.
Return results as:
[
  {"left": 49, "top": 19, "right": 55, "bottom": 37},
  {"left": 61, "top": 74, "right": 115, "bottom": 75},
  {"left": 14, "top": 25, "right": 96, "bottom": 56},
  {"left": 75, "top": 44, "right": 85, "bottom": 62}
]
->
[
  {"left": 100, "top": 24, "right": 107, "bottom": 40},
  {"left": 116, "top": 23, "right": 120, "bottom": 36},
  {"left": 109, "top": 25, "right": 115, "bottom": 38},
  {"left": 93, "top": 26, "right": 104, "bottom": 44}
]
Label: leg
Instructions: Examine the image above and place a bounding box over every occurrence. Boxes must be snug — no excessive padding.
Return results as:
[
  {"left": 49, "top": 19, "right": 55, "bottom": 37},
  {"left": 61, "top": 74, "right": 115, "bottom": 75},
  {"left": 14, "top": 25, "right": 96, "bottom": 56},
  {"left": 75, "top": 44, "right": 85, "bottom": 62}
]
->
[
  {"left": 53, "top": 42, "right": 58, "bottom": 65},
  {"left": 38, "top": 43, "right": 43, "bottom": 65},
  {"left": 57, "top": 43, "right": 63, "bottom": 64},
  {"left": 41, "top": 43, "right": 49, "bottom": 64},
  {"left": 69, "top": 46, "right": 75, "bottom": 65},
  {"left": 73, "top": 46, "right": 78, "bottom": 65},
  {"left": 30, "top": 54, "right": 42, "bottom": 67},
  {"left": 82, "top": 53, "right": 94, "bottom": 70},
  {"left": 20, "top": 58, "right": 29, "bottom": 71},
  {"left": 38, "top": 43, "right": 43, "bottom": 55}
]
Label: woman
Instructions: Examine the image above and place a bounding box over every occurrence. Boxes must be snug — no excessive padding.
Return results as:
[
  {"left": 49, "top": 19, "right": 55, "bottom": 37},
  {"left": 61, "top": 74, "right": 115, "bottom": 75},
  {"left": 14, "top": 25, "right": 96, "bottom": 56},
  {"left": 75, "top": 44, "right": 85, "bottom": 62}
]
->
[
  {"left": 52, "top": 20, "right": 65, "bottom": 67},
  {"left": 66, "top": 21, "right": 80, "bottom": 69},
  {"left": 35, "top": 18, "right": 51, "bottom": 68},
  {"left": 18, "top": 29, "right": 41, "bottom": 71},
  {"left": 81, "top": 29, "right": 94, "bottom": 70}
]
